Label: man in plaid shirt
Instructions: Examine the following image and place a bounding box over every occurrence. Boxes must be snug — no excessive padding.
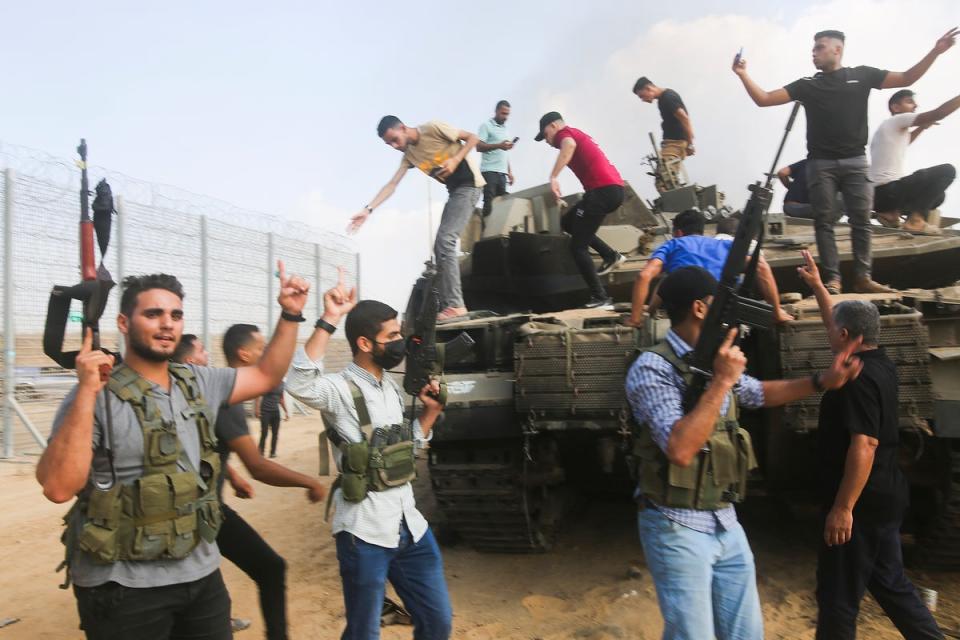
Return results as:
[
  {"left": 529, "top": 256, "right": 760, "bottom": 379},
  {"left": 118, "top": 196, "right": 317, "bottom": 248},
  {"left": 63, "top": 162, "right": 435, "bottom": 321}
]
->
[{"left": 625, "top": 266, "right": 863, "bottom": 639}]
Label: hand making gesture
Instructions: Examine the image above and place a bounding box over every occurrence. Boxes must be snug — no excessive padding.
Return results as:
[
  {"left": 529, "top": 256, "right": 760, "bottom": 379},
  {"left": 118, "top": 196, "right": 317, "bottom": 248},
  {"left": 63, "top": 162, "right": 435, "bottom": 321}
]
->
[
  {"left": 322, "top": 266, "right": 357, "bottom": 322},
  {"left": 276, "top": 260, "right": 311, "bottom": 316},
  {"left": 933, "top": 27, "right": 959, "bottom": 55}
]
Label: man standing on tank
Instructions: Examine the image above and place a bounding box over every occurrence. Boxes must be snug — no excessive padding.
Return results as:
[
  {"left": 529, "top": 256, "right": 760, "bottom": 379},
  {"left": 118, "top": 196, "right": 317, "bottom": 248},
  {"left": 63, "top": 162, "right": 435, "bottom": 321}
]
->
[
  {"left": 477, "top": 100, "right": 516, "bottom": 218},
  {"left": 733, "top": 27, "right": 958, "bottom": 295},
  {"left": 535, "top": 111, "right": 627, "bottom": 309},
  {"left": 633, "top": 78, "right": 695, "bottom": 193}
]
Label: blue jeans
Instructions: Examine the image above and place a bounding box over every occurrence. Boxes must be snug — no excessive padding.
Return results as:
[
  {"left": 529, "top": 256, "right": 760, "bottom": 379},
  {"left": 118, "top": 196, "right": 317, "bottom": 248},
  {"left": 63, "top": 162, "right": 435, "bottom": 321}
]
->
[
  {"left": 335, "top": 523, "right": 452, "bottom": 640},
  {"left": 638, "top": 508, "right": 763, "bottom": 640},
  {"left": 434, "top": 185, "right": 481, "bottom": 310}
]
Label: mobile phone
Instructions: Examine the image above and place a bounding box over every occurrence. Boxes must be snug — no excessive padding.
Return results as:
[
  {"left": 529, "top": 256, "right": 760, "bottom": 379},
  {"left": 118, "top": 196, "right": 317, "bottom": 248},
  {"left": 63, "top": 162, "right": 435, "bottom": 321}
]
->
[
  {"left": 733, "top": 47, "right": 743, "bottom": 66},
  {"left": 512, "top": 137, "right": 519, "bottom": 143}
]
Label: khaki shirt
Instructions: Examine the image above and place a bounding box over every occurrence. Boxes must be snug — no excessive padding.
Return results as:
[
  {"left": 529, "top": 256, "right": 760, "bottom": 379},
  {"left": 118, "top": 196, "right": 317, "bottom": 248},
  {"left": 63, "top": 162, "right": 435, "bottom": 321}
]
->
[{"left": 400, "top": 120, "right": 485, "bottom": 189}]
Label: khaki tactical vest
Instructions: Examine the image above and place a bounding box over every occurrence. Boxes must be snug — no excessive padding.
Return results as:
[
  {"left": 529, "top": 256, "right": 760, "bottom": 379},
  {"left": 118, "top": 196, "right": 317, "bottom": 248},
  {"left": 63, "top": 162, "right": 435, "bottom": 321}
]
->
[
  {"left": 325, "top": 377, "right": 417, "bottom": 517},
  {"left": 633, "top": 341, "right": 758, "bottom": 511},
  {"left": 58, "top": 363, "right": 222, "bottom": 587}
]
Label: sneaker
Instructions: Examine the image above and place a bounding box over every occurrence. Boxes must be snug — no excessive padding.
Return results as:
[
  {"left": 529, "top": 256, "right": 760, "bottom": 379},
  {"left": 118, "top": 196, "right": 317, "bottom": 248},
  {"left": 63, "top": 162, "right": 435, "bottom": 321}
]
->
[
  {"left": 584, "top": 296, "right": 614, "bottom": 309},
  {"left": 269, "top": 453, "right": 277, "bottom": 459},
  {"left": 597, "top": 253, "right": 627, "bottom": 276},
  {"left": 824, "top": 279, "right": 842, "bottom": 296},
  {"left": 437, "top": 307, "right": 468, "bottom": 322},
  {"left": 231, "top": 618, "right": 252, "bottom": 632}
]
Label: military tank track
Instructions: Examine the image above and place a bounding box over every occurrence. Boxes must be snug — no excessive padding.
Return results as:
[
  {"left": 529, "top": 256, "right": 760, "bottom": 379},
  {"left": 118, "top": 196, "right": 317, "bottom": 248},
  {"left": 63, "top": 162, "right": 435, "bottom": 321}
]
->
[{"left": 428, "top": 439, "right": 564, "bottom": 553}]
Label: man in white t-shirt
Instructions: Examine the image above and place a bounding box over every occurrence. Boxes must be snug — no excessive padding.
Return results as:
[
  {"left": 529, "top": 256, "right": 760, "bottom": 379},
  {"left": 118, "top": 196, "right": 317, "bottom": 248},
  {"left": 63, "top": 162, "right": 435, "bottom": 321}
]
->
[{"left": 870, "top": 89, "right": 958, "bottom": 233}]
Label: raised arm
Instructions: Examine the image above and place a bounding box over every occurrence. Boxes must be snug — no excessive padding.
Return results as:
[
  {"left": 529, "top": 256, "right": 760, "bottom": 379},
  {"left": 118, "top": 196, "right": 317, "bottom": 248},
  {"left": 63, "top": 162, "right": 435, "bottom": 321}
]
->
[
  {"left": 37, "top": 330, "right": 115, "bottom": 503},
  {"left": 796, "top": 249, "right": 837, "bottom": 345},
  {"left": 230, "top": 261, "right": 309, "bottom": 405},
  {"left": 882, "top": 27, "right": 958, "bottom": 89},
  {"left": 732, "top": 58, "right": 792, "bottom": 107},
  {"left": 913, "top": 93, "right": 960, "bottom": 129},
  {"left": 347, "top": 163, "right": 410, "bottom": 234}
]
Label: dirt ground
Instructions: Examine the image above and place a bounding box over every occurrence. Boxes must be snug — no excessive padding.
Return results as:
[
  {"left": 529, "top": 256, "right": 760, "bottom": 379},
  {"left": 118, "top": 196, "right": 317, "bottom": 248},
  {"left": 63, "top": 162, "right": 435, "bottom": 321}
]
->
[{"left": 3, "top": 414, "right": 959, "bottom": 640}]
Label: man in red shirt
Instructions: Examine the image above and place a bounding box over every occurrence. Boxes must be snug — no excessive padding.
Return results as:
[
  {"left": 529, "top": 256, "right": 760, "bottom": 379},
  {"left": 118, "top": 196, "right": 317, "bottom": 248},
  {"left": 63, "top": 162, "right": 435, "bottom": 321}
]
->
[{"left": 535, "top": 112, "right": 626, "bottom": 308}]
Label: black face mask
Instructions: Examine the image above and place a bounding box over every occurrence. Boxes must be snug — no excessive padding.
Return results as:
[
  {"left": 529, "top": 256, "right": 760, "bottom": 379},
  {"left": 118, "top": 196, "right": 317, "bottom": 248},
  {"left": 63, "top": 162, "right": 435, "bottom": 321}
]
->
[{"left": 372, "top": 339, "right": 406, "bottom": 370}]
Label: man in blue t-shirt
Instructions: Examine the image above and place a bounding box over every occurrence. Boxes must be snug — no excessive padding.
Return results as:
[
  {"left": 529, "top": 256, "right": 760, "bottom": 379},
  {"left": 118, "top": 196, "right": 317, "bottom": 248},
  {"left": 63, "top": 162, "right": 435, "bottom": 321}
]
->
[
  {"left": 477, "top": 99, "right": 515, "bottom": 217},
  {"left": 628, "top": 209, "right": 793, "bottom": 325}
]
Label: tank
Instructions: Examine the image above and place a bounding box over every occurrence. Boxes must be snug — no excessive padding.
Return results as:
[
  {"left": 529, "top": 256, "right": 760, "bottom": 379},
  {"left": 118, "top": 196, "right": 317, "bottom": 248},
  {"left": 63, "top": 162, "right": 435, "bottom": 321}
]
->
[{"left": 416, "top": 179, "right": 960, "bottom": 567}]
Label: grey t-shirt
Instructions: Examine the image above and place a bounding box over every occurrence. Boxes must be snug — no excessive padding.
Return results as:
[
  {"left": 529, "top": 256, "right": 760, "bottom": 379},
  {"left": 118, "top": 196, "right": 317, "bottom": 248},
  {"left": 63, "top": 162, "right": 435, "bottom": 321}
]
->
[
  {"left": 49, "top": 364, "right": 236, "bottom": 588},
  {"left": 214, "top": 403, "right": 250, "bottom": 499}
]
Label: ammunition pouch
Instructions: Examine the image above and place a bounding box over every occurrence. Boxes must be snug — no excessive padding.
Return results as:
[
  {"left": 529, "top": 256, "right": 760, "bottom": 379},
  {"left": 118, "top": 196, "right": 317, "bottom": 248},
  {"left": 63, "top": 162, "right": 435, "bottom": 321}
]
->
[
  {"left": 59, "top": 363, "right": 221, "bottom": 586},
  {"left": 326, "top": 378, "right": 416, "bottom": 515},
  {"left": 632, "top": 341, "right": 758, "bottom": 511}
]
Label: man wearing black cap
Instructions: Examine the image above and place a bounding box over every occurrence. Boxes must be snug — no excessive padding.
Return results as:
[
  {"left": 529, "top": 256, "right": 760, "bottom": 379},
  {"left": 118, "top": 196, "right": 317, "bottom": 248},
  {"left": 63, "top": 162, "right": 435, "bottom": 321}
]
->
[
  {"left": 536, "top": 112, "right": 627, "bottom": 308},
  {"left": 625, "top": 266, "right": 863, "bottom": 639},
  {"left": 633, "top": 77, "right": 694, "bottom": 193},
  {"left": 871, "top": 89, "right": 959, "bottom": 233},
  {"left": 733, "top": 27, "right": 958, "bottom": 295}
]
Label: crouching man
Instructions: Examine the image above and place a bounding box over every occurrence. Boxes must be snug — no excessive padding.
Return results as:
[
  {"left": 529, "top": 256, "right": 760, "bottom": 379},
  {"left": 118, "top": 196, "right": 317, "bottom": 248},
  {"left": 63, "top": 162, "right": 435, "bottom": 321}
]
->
[
  {"left": 625, "top": 266, "right": 862, "bottom": 640},
  {"left": 285, "top": 272, "right": 452, "bottom": 640}
]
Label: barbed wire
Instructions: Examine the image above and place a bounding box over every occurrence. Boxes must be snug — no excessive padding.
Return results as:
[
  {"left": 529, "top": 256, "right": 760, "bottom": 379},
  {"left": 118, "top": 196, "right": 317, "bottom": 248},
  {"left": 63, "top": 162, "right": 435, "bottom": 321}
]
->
[{"left": 0, "top": 139, "right": 355, "bottom": 253}]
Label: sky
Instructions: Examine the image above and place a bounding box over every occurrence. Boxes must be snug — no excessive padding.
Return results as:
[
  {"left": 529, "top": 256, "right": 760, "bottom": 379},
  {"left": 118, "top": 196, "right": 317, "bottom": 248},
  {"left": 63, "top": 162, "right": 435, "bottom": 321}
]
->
[{"left": 2, "top": 0, "right": 958, "bottom": 309}]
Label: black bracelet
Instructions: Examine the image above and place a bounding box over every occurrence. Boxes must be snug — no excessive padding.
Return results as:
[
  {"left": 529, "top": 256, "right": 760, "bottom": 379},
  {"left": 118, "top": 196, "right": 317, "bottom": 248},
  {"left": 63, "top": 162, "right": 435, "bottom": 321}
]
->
[
  {"left": 315, "top": 318, "right": 337, "bottom": 334},
  {"left": 280, "top": 310, "right": 306, "bottom": 323},
  {"left": 811, "top": 372, "right": 825, "bottom": 393}
]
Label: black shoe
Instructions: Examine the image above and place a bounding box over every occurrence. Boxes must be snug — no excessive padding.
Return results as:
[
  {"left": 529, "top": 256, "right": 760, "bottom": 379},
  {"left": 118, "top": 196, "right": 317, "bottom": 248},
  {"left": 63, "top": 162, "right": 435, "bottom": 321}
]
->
[
  {"left": 584, "top": 296, "right": 614, "bottom": 309},
  {"left": 598, "top": 253, "right": 627, "bottom": 276},
  {"left": 269, "top": 453, "right": 277, "bottom": 459}
]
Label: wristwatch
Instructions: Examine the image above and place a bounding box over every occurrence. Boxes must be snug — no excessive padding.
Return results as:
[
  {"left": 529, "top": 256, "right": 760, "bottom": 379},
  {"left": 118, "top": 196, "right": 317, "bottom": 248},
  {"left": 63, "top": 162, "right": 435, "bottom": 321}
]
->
[
  {"left": 315, "top": 318, "right": 337, "bottom": 334},
  {"left": 363, "top": 205, "right": 373, "bottom": 213},
  {"left": 280, "top": 310, "right": 305, "bottom": 323}
]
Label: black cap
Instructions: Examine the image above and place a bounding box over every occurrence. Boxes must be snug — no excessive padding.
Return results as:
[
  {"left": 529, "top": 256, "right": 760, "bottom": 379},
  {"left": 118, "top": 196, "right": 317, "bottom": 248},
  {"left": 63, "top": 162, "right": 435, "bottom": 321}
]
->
[
  {"left": 658, "top": 266, "right": 718, "bottom": 313},
  {"left": 534, "top": 111, "right": 563, "bottom": 141}
]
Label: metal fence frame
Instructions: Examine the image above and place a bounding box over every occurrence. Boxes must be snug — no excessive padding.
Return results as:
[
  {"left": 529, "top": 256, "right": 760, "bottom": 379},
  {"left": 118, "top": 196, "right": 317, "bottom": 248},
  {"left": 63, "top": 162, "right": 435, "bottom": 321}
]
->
[{"left": 1, "top": 166, "right": 359, "bottom": 459}]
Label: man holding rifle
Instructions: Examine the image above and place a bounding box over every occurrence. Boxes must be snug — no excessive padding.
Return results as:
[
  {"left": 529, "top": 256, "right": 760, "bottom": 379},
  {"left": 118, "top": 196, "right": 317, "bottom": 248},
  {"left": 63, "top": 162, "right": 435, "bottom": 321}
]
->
[
  {"left": 37, "top": 265, "right": 310, "bottom": 640},
  {"left": 625, "top": 266, "right": 863, "bottom": 639},
  {"left": 285, "top": 270, "right": 452, "bottom": 640}
]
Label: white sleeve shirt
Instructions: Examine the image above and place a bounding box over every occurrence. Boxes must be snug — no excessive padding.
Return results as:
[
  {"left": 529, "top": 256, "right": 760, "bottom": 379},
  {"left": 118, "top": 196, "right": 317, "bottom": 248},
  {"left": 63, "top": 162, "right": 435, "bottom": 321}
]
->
[{"left": 869, "top": 113, "right": 918, "bottom": 185}]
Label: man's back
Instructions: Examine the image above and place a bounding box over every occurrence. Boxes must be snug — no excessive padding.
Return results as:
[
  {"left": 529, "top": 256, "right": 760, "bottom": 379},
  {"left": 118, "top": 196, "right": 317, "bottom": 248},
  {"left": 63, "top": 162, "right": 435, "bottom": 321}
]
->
[
  {"left": 650, "top": 235, "right": 733, "bottom": 280},
  {"left": 869, "top": 113, "right": 917, "bottom": 185},
  {"left": 553, "top": 126, "right": 623, "bottom": 191}
]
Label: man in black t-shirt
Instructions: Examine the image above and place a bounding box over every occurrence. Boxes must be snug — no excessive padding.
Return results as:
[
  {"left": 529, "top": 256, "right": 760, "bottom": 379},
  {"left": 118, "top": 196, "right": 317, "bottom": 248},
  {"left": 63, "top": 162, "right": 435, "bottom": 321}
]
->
[
  {"left": 633, "top": 77, "right": 694, "bottom": 192},
  {"left": 256, "top": 381, "right": 288, "bottom": 457},
  {"left": 175, "top": 324, "right": 327, "bottom": 640},
  {"left": 797, "top": 251, "right": 941, "bottom": 640},
  {"left": 734, "top": 27, "right": 957, "bottom": 296}
]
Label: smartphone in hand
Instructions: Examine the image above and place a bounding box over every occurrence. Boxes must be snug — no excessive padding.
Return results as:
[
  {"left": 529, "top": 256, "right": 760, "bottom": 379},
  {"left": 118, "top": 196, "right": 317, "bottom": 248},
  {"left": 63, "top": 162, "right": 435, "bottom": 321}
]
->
[
  {"left": 512, "top": 136, "right": 519, "bottom": 143},
  {"left": 733, "top": 47, "right": 743, "bottom": 66}
]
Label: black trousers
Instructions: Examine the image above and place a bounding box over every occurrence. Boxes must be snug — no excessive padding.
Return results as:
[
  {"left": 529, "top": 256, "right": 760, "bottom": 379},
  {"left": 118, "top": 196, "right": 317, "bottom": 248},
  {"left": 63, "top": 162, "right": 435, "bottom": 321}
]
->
[
  {"left": 219, "top": 504, "right": 288, "bottom": 640},
  {"left": 560, "top": 184, "right": 624, "bottom": 299},
  {"left": 816, "top": 516, "right": 942, "bottom": 640},
  {"left": 481, "top": 171, "right": 508, "bottom": 216},
  {"left": 258, "top": 411, "right": 281, "bottom": 456},
  {"left": 74, "top": 569, "right": 231, "bottom": 640},
  {"left": 874, "top": 163, "right": 956, "bottom": 218}
]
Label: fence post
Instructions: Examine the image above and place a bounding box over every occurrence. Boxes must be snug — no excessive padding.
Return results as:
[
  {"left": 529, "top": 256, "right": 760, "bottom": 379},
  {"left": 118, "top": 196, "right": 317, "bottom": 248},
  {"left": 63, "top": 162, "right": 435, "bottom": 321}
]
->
[
  {"left": 115, "top": 195, "right": 126, "bottom": 358},
  {"left": 266, "top": 232, "right": 275, "bottom": 337},
  {"left": 3, "top": 169, "right": 15, "bottom": 459},
  {"left": 314, "top": 243, "right": 323, "bottom": 319},
  {"left": 200, "top": 215, "right": 210, "bottom": 351},
  {"left": 355, "top": 251, "right": 361, "bottom": 300}
]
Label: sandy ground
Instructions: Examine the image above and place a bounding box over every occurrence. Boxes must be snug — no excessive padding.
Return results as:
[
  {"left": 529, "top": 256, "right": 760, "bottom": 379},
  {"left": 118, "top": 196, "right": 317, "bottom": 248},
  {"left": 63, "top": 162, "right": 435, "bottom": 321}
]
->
[{"left": 3, "top": 414, "right": 959, "bottom": 640}]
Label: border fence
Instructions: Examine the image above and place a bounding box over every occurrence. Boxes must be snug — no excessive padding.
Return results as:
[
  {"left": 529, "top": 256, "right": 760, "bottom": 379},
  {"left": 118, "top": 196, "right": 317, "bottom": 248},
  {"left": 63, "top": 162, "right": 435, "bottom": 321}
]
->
[{"left": 1, "top": 141, "right": 358, "bottom": 459}]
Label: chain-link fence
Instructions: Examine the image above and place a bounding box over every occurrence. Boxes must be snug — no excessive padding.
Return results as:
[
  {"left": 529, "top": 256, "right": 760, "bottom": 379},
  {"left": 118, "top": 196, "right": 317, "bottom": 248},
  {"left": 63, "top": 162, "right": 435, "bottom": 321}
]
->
[{"left": 1, "top": 142, "right": 358, "bottom": 459}]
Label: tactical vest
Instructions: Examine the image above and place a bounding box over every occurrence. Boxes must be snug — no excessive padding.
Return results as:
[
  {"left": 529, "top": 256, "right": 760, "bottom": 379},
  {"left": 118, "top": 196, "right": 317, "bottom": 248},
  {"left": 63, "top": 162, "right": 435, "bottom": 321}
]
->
[
  {"left": 59, "top": 363, "right": 222, "bottom": 586},
  {"left": 326, "top": 376, "right": 417, "bottom": 516},
  {"left": 633, "top": 341, "right": 758, "bottom": 511}
]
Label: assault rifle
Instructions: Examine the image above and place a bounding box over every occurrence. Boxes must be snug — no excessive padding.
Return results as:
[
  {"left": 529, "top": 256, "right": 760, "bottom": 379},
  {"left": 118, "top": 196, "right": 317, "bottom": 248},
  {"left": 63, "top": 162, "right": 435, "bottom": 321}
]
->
[
  {"left": 43, "top": 139, "right": 118, "bottom": 488},
  {"left": 401, "top": 261, "right": 475, "bottom": 405},
  {"left": 682, "top": 102, "right": 800, "bottom": 411}
]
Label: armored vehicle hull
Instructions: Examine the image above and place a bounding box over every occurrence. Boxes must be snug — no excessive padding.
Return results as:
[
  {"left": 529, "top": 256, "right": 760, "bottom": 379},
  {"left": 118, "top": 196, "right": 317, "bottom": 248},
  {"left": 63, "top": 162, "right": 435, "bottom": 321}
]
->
[{"left": 423, "top": 182, "right": 960, "bottom": 566}]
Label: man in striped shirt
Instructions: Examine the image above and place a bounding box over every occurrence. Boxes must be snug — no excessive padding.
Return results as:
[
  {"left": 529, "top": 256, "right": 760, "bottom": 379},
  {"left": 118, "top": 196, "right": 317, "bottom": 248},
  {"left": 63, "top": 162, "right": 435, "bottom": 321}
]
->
[
  {"left": 625, "top": 266, "right": 863, "bottom": 639},
  {"left": 285, "top": 272, "right": 451, "bottom": 640}
]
